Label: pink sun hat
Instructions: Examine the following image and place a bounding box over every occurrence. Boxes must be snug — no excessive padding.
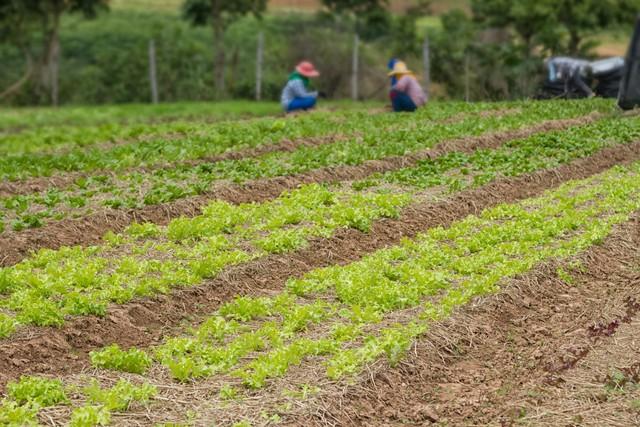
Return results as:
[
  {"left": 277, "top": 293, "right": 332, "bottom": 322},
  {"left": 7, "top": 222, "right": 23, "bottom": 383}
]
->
[{"left": 296, "top": 61, "right": 320, "bottom": 78}]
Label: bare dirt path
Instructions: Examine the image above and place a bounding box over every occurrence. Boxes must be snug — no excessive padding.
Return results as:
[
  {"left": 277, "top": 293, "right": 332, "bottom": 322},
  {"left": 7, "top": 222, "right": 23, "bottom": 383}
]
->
[
  {"left": 295, "top": 212, "right": 640, "bottom": 426},
  {"left": 521, "top": 317, "right": 640, "bottom": 427},
  {"left": 0, "top": 115, "right": 596, "bottom": 267},
  {"left": 0, "top": 136, "right": 635, "bottom": 392}
]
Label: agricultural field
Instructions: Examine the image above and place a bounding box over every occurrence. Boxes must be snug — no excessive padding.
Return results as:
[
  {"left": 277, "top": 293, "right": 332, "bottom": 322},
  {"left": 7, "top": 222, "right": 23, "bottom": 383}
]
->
[{"left": 1, "top": 98, "right": 640, "bottom": 426}]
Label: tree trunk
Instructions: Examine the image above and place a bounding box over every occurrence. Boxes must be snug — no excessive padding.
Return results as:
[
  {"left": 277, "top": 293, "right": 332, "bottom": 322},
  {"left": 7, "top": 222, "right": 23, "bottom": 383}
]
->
[
  {"left": 50, "top": 28, "right": 60, "bottom": 107},
  {"left": 0, "top": 48, "right": 34, "bottom": 100},
  {"left": 148, "top": 39, "right": 159, "bottom": 104},
  {"left": 256, "top": 32, "right": 264, "bottom": 101},
  {"left": 37, "top": 14, "right": 52, "bottom": 100},
  {"left": 351, "top": 33, "right": 359, "bottom": 101},
  {"left": 39, "top": 8, "right": 62, "bottom": 106},
  {"left": 211, "top": 0, "right": 225, "bottom": 98},
  {"left": 568, "top": 30, "right": 581, "bottom": 56},
  {"left": 523, "top": 34, "right": 533, "bottom": 58},
  {"left": 422, "top": 36, "right": 430, "bottom": 101},
  {"left": 228, "top": 48, "right": 239, "bottom": 94}
]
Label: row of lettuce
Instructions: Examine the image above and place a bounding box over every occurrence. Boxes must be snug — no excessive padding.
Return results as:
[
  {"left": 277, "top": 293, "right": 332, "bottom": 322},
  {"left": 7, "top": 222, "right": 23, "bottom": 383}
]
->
[
  {"left": 3, "top": 161, "right": 640, "bottom": 426},
  {"left": 0, "top": 100, "right": 616, "bottom": 234},
  {"left": 1, "top": 114, "right": 639, "bottom": 337}
]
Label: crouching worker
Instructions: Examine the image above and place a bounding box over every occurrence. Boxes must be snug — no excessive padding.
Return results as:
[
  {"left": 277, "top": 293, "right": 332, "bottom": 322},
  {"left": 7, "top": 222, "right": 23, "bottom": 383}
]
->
[
  {"left": 281, "top": 61, "right": 320, "bottom": 113},
  {"left": 388, "top": 61, "right": 426, "bottom": 112}
]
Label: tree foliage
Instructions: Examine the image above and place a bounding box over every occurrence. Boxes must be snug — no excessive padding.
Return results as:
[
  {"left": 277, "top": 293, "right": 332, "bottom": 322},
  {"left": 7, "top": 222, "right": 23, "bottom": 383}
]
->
[
  {"left": 316, "top": 0, "right": 389, "bottom": 41},
  {"left": 0, "top": 1, "right": 35, "bottom": 42},
  {"left": 554, "top": 0, "right": 640, "bottom": 54},
  {"left": 321, "top": 0, "right": 388, "bottom": 14},
  {"left": 182, "top": 0, "right": 267, "bottom": 97},
  {"left": 182, "top": 0, "right": 267, "bottom": 27},
  {"left": 0, "top": 0, "right": 108, "bottom": 103},
  {"left": 472, "top": 0, "right": 640, "bottom": 55}
]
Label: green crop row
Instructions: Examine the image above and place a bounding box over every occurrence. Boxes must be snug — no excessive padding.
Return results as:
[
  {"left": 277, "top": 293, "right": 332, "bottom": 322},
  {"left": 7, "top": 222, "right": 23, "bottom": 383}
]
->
[
  {"left": 0, "top": 100, "right": 609, "bottom": 233},
  {"left": 84, "top": 160, "right": 640, "bottom": 406},
  {"left": 1, "top": 111, "right": 339, "bottom": 175},
  {"left": 0, "top": 100, "right": 500, "bottom": 175},
  {"left": 363, "top": 114, "right": 640, "bottom": 191},
  {"left": 4, "top": 160, "right": 640, "bottom": 426},
  {"left": 0, "top": 375, "right": 156, "bottom": 426},
  {"left": 0, "top": 184, "right": 411, "bottom": 337},
  {"left": 2, "top": 111, "right": 638, "bottom": 336}
]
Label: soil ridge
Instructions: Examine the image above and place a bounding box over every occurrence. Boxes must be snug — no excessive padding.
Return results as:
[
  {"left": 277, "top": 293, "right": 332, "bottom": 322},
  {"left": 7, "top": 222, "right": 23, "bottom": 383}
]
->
[{"left": 0, "top": 136, "right": 635, "bottom": 391}]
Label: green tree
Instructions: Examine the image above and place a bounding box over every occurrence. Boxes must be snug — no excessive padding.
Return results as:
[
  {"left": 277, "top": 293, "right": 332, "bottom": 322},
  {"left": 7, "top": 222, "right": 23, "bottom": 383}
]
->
[
  {"left": 0, "top": 0, "right": 108, "bottom": 104},
  {"left": 38, "top": 0, "right": 110, "bottom": 105},
  {"left": 0, "top": 0, "right": 39, "bottom": 99},
  {"left": 389, "top": 0, "right": 431, "bottom": 57},
  {"left": 321, "top": 0, "right": 387, "bottom": 14},
  {"left": 430, "top": 10, "right": 476, "bottom": 97},
  {"left": 182, "top": 0, "right": 267, "bottom": 98},
  {"left": 472, "top": 0, "right": 557, "bottom": 55},
  {"left": 320, "top": 0, "right": 392, "bottom": 41},
  {"left": 555, "top": 0, "right": 640, "bottom": 54},
  {"left": 472, "top": 0, "right": 640, "bottom": 55}
]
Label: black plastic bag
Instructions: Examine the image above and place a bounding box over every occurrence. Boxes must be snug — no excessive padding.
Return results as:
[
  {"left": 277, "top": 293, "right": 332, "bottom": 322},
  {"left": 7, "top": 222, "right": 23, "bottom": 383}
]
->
[
  {"left": 596, "top": 66, "right": 625, "bottom": 98},
  {"left": 618, "top": 16, "right": 640, "bottom": 110}
]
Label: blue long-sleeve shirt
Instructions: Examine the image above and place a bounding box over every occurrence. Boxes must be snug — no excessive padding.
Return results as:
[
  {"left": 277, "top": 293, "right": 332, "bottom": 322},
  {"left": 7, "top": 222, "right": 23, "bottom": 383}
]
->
[{"left": 280, "top": 79, "right": 318, "bottom": 110}]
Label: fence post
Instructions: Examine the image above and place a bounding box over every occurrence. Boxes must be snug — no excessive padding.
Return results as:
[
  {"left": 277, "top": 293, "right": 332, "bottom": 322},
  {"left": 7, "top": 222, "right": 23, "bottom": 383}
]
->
[
  {"left": 51, "top": 37, "right": 60, "bottom": 107},
  {"left": 148, "top": 39, "right": 159, "bottom": 104},
  {"left": 422, "top": 36, "right": 430, "bottom": 101},
  {"left": 256, "top": 32, "right": 264, "bottom": 101},
  {"left": 464, "top": 52, "right": 470, "bottom": 103},
  {"left": 351, "top": 33, "right": 359, "bottom": 101}
]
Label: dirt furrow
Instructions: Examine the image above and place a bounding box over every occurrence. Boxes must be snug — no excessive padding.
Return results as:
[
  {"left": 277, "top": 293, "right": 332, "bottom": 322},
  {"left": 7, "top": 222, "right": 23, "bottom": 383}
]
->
[
  {"left": 295, "top": 213, "right": 640, "bottom": 426},
  {"left": 0, "top": 115, "right": 597, "bottom": 267},
  {"left": 0, "top": 134, "right": 634, "bottom": 392}
]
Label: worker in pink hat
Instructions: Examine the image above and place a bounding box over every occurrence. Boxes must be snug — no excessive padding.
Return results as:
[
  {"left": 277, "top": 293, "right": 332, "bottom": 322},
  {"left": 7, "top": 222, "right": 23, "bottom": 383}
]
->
[{"left": 281, "top": 61, "right": 320, "bottom": 113}]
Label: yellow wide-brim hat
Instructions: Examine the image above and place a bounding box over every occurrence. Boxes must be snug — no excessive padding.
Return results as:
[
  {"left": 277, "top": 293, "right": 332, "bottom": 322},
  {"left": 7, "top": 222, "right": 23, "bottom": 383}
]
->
[{"left": 388, "top": 61, "right": 412, "bottom": 76}]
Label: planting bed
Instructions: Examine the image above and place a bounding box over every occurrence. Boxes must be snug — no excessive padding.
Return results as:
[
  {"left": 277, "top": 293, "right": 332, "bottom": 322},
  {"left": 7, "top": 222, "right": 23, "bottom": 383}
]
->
[{"left": 1, "top": 99, "right": 639, "bottom": 426}]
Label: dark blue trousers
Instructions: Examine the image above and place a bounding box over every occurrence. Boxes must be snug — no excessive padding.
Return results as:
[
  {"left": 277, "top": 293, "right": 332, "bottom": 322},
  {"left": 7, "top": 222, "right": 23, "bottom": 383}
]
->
[
  {"left": 390, "top": 90, "right": 417, "bottom": 112},
  {"left": 287, "top": 97, "right": 317, "bottom": 112}
]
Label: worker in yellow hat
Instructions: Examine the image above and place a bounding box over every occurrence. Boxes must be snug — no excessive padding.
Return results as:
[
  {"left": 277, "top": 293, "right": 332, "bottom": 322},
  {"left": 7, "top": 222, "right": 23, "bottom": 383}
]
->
[{"left": 388, "top": 61, "right": 426, "bottom": 112}]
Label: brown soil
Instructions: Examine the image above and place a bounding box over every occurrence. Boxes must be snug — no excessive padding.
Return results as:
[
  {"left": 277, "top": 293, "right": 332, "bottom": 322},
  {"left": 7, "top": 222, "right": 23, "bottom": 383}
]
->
[
  {"left": 295, "top": 214, "right": 640, "bottom": 426},
  {"left": 0, "top": 115, "right": 597, "bottom": 267},
  {"left": 0, "top": 136, "right": 636, "bottom": 392},
  {"left": 521, "top": 314, "right": 640, "bottom": 426},
  {"left": 0, "top": 173, "right": 85, "bottom": 198}
]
